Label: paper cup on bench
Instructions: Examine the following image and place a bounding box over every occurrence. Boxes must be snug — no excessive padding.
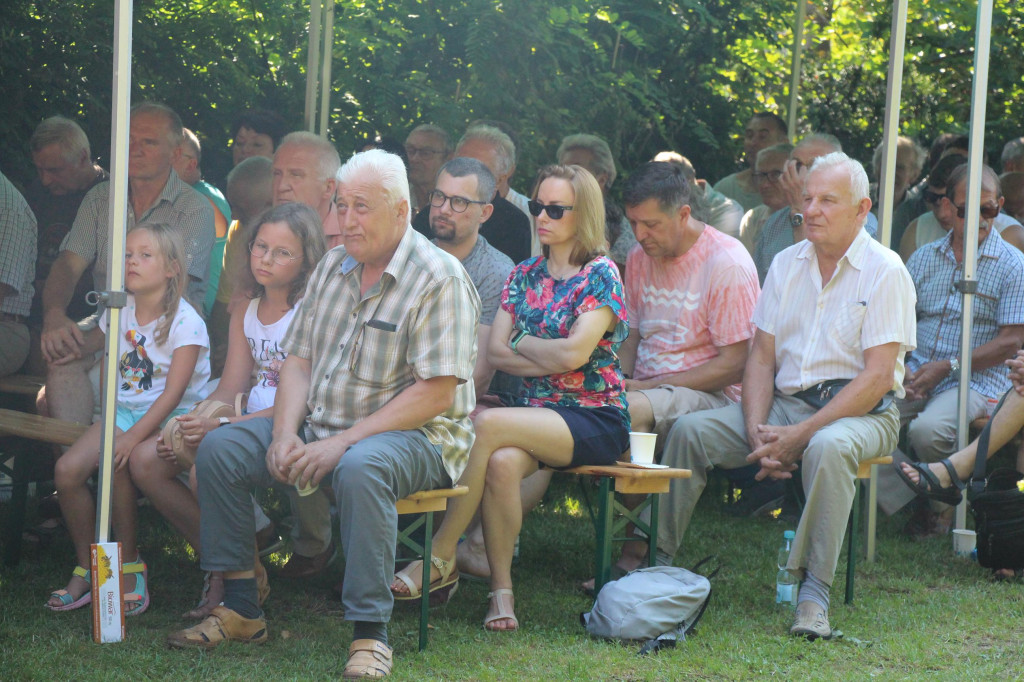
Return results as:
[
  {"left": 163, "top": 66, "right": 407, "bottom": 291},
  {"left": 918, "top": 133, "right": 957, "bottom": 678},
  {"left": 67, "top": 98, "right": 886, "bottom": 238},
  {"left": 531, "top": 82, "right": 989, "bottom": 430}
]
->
[{"left": 629, "top": 432, "right": 657, "bottom": 465}]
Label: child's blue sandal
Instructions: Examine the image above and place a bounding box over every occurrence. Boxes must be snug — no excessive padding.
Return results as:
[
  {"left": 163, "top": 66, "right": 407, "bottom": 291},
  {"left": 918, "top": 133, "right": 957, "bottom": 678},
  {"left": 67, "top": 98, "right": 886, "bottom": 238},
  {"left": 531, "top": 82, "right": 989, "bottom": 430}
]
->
[{"left": 46, "top": 565, "right": 92, "bottom": 611}]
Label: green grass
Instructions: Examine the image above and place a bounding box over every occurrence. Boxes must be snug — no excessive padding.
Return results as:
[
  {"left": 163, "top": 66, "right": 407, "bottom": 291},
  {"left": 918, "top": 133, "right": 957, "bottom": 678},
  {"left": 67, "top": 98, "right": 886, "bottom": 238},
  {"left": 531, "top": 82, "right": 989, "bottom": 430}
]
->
[{"left": 2, "top": 476, "right": 1023, "bottom": 681}]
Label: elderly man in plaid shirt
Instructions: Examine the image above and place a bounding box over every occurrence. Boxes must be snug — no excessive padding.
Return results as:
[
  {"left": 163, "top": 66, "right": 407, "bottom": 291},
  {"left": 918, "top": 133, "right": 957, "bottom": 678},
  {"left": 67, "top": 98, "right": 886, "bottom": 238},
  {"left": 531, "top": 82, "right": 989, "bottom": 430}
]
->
[
  {"left": 169, "top": 149, "right": 480, "bottom": 680},
  {"left": 0, "top": 171, "right": 37, "bottom": 377},
  {"left": 882, "top": 163, "right": 1024, "bottom": 530}
]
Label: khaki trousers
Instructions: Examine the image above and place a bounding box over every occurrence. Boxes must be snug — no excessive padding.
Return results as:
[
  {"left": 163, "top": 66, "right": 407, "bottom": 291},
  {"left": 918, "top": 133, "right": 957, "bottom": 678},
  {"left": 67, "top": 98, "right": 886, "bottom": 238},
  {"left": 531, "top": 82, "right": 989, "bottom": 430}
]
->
[{"left": 659, "top": 393, "right": 899, "bottom": 584}]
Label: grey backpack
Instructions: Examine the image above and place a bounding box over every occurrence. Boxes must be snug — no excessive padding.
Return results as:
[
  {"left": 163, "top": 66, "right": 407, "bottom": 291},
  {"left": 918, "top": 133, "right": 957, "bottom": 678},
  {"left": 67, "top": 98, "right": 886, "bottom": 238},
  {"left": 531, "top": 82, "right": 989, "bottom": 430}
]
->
[{"left": 581, "top": 559, "right": 716, "bottom": 655}]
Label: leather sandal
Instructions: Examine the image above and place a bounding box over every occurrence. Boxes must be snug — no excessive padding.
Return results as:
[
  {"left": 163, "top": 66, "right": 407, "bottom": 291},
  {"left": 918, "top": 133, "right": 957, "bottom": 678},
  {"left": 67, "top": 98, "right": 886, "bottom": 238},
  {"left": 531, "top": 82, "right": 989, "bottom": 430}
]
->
[
  {"left": 46, "top": 565, "right": 92, "bottom": 612},
  {"left": 342, "top": 638, "right": 393, "bottom": 678},
  {"left": 167, "top": 605, "right": 268, "bottom": 649},
  {"left": 894, "top": 459, "right": 964, "bottom": 506},
  {"left": 391, "top": 554, "right": 457, "bottom": 601},
  {"left": 483, "top": 588, "right": 519, "bottom": 632}
]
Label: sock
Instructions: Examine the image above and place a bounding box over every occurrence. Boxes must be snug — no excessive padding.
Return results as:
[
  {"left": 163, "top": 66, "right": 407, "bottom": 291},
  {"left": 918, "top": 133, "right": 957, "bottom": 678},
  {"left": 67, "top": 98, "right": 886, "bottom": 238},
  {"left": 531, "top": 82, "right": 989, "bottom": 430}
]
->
[
  {"left": 353, "top": 620, "right": 388, "bottom": 646},
  {"left": 222, "top": 577, "right": 261, "bottom": 619},
  {"left": 797, "top": 570, "right": 830, "bottom": 612}
]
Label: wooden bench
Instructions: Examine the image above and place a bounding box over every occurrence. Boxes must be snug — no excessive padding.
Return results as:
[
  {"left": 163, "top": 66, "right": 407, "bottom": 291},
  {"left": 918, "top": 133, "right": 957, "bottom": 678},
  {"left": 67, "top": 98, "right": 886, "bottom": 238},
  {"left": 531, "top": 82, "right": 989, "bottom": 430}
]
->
[
  {"left": 0, "top": 374, "right": 45, "bottom": 398},
  {"left": 395, "top": 485, "right": 468, "bottom": 651},
  {"left": 0, "top": 408, "right": 88, "bottom": 566},
  {"left": 561, "top": 463, "right": 691, "bottom": 593}
]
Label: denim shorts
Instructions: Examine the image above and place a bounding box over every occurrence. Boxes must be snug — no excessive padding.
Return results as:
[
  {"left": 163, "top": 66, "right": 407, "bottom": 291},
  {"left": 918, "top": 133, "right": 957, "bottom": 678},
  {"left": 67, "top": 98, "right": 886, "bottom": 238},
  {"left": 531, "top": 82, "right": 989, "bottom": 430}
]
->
[{"left": 115, "top": 404, "right": 188, "bottom": 433}]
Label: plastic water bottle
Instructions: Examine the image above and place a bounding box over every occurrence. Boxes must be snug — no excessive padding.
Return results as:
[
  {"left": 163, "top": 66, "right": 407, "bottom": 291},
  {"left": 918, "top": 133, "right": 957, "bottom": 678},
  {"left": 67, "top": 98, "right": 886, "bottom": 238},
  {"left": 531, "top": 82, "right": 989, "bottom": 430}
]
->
[{"left": 776, "top": 530, "right": 798, "bottom": 608}]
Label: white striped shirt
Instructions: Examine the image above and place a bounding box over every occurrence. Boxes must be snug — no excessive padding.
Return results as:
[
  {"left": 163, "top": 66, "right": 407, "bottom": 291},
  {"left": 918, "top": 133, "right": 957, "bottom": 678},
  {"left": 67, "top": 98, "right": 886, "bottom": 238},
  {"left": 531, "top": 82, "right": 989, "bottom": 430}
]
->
[{"left": 753, "top": 229, "right": 917, "bottom": 397}]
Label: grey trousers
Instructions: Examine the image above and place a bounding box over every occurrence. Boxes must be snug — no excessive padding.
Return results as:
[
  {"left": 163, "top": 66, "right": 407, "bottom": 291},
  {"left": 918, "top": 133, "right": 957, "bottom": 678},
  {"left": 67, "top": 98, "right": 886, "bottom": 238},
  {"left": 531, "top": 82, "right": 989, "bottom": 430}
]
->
[
  {"left": 876, "top": 389, "right": 989, "bottom": 515},
  {"left": 659, "top": 394, "right": 899, "bottom": 584},
  {"left": 196, "top": 416, "right": 451, "bottom": 622}
]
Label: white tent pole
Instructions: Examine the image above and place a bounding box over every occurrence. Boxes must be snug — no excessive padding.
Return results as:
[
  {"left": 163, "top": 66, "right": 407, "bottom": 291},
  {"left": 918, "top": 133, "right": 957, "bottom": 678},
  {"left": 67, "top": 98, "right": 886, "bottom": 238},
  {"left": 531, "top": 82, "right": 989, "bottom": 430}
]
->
[
  {"left": 876, "top": 0, "right": 909, "bottom": 249},
  {"left": 317, "top": 0, "right": 335, "bottom": 137},
  {"left": 955, "top": 0, "right": 994, "bottom": 530},
  {"left": 304, "top": 0, "right": 323, "bottom": 132},
  {"left": 787, "top": 0, "right": 807, "bottom": 139},
  {"left": 95, "top": 0, "right": 133, "bottom": 546}
]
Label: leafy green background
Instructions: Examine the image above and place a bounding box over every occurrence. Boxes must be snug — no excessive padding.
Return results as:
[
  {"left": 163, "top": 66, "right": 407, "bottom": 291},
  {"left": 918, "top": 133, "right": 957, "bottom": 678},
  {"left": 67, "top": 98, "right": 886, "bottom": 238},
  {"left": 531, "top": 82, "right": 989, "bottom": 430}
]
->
[{"left": 2, "top": 0, "right": 1022, "bottom": 194}]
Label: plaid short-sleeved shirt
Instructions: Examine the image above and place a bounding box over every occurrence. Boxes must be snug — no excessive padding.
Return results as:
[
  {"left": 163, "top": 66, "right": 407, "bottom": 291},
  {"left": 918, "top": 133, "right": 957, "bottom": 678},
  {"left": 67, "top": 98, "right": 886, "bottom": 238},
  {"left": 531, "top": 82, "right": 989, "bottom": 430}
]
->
[
  {"left": 59, "top": 170, "right": 215, "bottom": 308},
  {"left": 282, "top": 227, "right": 481, "bottom": 483},
  {"left": 906, "top": 229, "right": 1024, "bottom": 399},
  {"left": 0, "top": 172, "right": 37, "bottom": 316}
]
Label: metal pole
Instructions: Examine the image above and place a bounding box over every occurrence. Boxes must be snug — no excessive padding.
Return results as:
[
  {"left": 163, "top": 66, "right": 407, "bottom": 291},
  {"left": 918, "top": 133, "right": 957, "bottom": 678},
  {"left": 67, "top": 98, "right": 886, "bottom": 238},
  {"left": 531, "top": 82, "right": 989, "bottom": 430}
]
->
[
  {"left": 955, "top": 0, "right": 994, "bottom": 530},
  {"left": 875, "top": 0, "right": 909, "bottom": 250},
  {"left": 95, "top": 0, "right": 133, "bottom": 546},
  {"left": 317, "top": 0, "right": 335, "bottom": 137},
  {"left": 787, "top": 0, "right": 808, "bottom": 139},
  {"left": 304, "top": 0, "right": 322, "bottom": 132}
]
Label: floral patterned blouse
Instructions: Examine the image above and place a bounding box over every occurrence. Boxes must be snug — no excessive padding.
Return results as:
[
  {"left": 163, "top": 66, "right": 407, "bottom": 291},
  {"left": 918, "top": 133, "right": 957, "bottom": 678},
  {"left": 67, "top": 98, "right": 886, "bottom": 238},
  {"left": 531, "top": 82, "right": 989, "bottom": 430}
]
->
[{"left": 500, "top": 254, "right": 629, "bottom": 426}]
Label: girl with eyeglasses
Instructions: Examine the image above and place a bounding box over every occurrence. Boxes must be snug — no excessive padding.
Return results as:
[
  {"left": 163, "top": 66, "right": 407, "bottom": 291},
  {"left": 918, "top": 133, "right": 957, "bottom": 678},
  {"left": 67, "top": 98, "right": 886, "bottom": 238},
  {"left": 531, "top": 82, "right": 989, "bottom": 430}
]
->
[
  {"left": 129, "top": 202, "right": 325, "bottom": 619},
  {"left": 389, "top": 164, "right": 630, "bottom": 632}
]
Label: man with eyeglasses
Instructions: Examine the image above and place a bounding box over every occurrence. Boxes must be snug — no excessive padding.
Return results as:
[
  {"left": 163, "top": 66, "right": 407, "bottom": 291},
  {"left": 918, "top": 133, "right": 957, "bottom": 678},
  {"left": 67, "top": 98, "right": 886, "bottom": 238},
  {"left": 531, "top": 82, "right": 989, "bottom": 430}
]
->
[
  {"left": 412, "top": 126, "right": 531, "bottom": 265},
  {"left": 715, "top": 112, "right": 791, "bottom": 212},
  {"left": 879, "top": 162, "right": 1024, "bottom": 533},
  {"left": 739, "top": 143, "right": 793, "bottom": 255},
  {"left": 426, "top": 157, "right": 515, "bottom": 401},
  {"left": 753, "top": 134, "right": 879, "bottom": 284},
  {"left": 404, "top": 124, "right": 453, "bottom": 214}
]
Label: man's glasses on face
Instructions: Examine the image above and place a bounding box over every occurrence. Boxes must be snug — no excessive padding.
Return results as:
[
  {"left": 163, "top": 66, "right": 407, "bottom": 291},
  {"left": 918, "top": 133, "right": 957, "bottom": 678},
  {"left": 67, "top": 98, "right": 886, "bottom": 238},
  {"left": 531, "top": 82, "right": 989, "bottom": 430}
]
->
[
  {"left": 947, "top": 197, "right": 1001, "bottom": 220},
  {"left": 753, "top": 170, "right": 784, "bottom": 183},
  {"left": 428, "top": 189, "right": 486, "bottom": 213},
  {"left": 922, "top": 188, "right": 945, "bottom": 205},
  {"left": 405, "top": 146, "right": 444, "bottom": 160}
]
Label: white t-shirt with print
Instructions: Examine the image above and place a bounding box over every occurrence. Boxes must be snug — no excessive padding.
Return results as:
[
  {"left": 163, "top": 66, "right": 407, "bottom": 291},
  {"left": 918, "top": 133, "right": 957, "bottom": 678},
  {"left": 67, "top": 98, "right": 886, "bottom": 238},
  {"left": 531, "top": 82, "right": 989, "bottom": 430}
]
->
[
  {"left": 243, "top": 297, "right": 299, "bottom": 413},
  {"left": 100, "top": 295, "right": 211, "bottom": 412}
]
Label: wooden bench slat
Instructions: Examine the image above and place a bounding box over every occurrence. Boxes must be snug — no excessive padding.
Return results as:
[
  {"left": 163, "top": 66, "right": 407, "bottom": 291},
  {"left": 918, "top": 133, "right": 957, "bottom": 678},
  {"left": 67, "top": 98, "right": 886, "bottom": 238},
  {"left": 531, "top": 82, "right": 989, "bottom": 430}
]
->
[
  {"left": 0, "top": 409, "right": 88, "bottom": 447},
  {"left": 0, "top": 374, "right": 45, "bottom": 397},
  {"left": 395, "top": 485, "right": 468, "bottom": 515},
  {"left": 567, "top": 463, "right": 692, "bottom": 480}
]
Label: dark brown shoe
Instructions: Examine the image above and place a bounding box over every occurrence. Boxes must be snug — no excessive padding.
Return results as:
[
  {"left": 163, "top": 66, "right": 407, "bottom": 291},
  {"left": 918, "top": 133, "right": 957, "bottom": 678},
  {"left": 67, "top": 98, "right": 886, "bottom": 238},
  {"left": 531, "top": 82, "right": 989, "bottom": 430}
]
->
[{"left": 278, "top": 541, "right": 336, "bottom": 579}]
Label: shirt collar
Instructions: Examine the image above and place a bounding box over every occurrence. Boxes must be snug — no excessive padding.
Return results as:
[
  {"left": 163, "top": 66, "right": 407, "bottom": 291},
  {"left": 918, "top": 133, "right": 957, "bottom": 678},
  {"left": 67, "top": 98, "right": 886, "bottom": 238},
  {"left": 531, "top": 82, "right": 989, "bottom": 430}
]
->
[
  {"left": 936, "top": 227, "right": 1002, "bottom": 261},
  {"left": 794, "top": 226, "right": 872, "bottom": 270}
]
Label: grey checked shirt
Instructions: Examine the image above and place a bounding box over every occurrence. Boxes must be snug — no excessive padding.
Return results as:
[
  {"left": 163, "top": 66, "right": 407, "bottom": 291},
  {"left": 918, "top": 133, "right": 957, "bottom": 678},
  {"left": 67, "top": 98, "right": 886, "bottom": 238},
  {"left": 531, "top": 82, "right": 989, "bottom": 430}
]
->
[
  {"left": 906, "top": 229, "right": 1024, "bottom": 399},
  {"left": 283, "top": 227, "right": 481, "bottom": 483},
  {"left": 59, "top": 169, "right": 215, "bottom": 309},
  {"left": 0, "top": 172, "right": 37, "bottom": 316}
]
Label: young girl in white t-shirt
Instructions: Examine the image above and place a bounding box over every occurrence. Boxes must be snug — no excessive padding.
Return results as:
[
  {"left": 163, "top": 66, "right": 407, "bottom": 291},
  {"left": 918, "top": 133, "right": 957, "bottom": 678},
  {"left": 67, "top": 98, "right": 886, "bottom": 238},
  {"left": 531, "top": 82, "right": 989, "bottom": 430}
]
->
[
  {"left": 46, "top": 223, "right": 211, "bottom": 614},
  {"left": 131, "top": 202, "right": 326, "bottom": 618}
]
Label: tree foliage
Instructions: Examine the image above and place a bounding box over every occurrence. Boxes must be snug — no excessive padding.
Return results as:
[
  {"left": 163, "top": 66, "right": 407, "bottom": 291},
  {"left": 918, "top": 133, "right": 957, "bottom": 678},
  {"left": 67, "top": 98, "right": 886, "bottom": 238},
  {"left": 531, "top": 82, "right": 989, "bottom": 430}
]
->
[{"left": 2, "top": 0, "right": 1023, "bottom": 195}]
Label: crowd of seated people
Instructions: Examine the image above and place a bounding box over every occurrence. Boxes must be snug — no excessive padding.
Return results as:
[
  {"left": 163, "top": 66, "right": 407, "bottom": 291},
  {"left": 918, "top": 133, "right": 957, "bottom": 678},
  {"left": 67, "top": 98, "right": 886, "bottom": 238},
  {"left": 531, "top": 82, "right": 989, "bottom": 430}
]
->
[{"left": 6, "top": 100, "right": 1024, "bottom": 677}]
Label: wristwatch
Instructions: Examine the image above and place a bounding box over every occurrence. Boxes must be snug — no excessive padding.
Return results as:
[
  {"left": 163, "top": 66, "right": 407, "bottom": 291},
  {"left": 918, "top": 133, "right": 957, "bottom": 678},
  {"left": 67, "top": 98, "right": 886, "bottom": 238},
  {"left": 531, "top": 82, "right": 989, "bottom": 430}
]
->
[
  {"left": 949, "top": 357, "right": 961, "bottom": 377},
  {"left": 790, "top": 212, "right": 804, "bottom": 228},
  {"left": 217, "top": 417, "right": 231, "bottom": 427},
  {"left": 510, "top": 329, "right": 528, "bottom": 355}
]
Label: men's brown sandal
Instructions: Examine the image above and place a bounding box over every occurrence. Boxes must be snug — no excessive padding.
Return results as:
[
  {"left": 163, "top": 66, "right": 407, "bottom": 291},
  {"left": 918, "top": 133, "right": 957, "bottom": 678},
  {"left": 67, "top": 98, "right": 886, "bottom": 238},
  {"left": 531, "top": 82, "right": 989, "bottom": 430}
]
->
[
  {"left": 167, "top": 605, "right": 268, "bottom": 649},
  {"left": 342, "top": 638, "right": 393, "bottom": 678}
]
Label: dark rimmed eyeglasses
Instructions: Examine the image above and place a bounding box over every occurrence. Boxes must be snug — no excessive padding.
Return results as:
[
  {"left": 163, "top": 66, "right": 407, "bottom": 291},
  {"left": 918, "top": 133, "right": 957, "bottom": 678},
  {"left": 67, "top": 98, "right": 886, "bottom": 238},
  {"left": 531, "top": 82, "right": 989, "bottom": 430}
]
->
[
  {"left": 753, "top": 170, "right": 784, "bottom": 183},
  {"left": 949, "top": 198, "right": 1001, "bottom": 220},
  {"left": 528, "top": 200, "right": 574, "bottom": 220},
  {"left": 428, "top": 189, "right": 487, "bottom": 213},
  {"left": 922, "top": 188, "right": 945, "bottom": 204}
]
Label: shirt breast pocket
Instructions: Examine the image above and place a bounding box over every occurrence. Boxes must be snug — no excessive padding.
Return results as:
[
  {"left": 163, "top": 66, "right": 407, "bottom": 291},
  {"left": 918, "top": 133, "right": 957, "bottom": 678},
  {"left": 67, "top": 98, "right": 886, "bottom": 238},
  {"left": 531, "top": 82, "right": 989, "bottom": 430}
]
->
[
  {"left": 830, "top": 302, "right": 867, "bottom": 349},
  {"left": 350, "top": 323, "right": 407, "bottom": 387}
]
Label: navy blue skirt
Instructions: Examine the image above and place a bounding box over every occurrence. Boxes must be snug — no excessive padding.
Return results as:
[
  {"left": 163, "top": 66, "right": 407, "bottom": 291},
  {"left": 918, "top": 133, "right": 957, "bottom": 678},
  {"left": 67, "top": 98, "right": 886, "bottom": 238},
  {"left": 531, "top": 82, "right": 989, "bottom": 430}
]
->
[{"left": 542, "top": 404, "right": 630, "bottom": 468}]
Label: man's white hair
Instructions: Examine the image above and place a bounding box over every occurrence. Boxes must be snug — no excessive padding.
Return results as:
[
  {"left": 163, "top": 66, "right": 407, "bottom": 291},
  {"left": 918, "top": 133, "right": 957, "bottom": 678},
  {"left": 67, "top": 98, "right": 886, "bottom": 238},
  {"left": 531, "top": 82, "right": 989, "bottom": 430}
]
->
[
  {"left": 277, "top": 131, "right": 341, "bottom": 183},
  {"left": 808, "top": 152, "right": 870, "bottom": 205},
  {"left": 337, "top": 148, "right": 410, "bottom": 211},
  {"left": 457, "top": 125, "right": 516, "bottom": 176}
]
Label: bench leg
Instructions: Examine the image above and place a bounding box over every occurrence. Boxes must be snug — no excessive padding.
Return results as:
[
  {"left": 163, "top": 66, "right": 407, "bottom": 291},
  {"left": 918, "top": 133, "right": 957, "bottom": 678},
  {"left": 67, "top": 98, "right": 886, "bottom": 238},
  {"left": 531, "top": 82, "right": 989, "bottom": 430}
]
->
[
  {"left": 593, "top": 477, "right": 614, "bottom": 593},
  {"left": 845, "top": 480, "right": 862, "bottom": 605},
  {"left": 418, "top": 511, "right": 433, "bottom": 652},
  {"left": 3, "top": 440, "right": 30, "bottom": 567},
  {"left": 866, "top": 465, "right": 879, "bottom": 562},
  {"left": 648, "top": 493, "right": 660, "bottom": 567}
]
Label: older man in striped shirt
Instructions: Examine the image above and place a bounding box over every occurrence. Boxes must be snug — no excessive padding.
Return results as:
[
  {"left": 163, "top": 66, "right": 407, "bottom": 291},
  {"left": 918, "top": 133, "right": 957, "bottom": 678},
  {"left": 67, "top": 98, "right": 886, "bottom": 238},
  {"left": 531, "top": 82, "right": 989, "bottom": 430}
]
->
[
  {"left": 170, "top": 150, "right": 480, "bottom": 679},
  {"left": 659, "top": 152, "right": 916, "bottom": 640}
]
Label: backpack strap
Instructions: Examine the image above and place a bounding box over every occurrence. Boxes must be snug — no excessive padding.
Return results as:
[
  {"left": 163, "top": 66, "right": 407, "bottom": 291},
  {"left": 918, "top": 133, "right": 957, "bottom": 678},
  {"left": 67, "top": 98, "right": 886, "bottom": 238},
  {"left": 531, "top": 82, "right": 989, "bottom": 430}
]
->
[
  {"left": 970, "top": 389, "right": 1010, "bottom": 497},
  {"left": 690, "top": 554, "right": 720, "bottom": 580}
]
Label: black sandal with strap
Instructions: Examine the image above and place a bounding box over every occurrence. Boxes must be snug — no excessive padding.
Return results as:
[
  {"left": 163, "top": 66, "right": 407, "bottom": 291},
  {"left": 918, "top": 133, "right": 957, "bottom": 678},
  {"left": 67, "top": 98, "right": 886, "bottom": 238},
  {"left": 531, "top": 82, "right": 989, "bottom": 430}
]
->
[{"left": 895, "top": 458, "right": 964, "bottom": 506}]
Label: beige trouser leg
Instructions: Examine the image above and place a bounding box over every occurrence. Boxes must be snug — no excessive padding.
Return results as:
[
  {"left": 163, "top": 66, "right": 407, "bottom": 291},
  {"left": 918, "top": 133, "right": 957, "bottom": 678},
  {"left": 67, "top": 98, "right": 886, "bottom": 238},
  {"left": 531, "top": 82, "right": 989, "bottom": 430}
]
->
[
  {"left": 786, "top": 404, "right": 900, "bottom": 583},
  {"left": 634, "top": 385, "right": 732, "bottom": 455}
]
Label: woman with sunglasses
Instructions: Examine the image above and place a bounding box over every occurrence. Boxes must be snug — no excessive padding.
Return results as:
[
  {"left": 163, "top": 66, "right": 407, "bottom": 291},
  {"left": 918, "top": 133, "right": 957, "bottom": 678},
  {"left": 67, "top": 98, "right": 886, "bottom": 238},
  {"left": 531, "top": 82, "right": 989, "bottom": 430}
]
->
[{"left": 389, "top": 165, "right": 629, "bottom": 631}]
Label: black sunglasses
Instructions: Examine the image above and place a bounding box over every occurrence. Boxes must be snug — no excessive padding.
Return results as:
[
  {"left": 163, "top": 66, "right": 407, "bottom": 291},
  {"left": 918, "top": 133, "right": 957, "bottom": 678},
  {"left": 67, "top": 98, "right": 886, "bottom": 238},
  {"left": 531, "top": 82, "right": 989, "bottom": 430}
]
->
[
  {"left": 950, "top": 199, "right": 1000, "bottom": 220},
  {"left": 922, "top": 188, "right": 945, "bottom": 204},
  {"left": 528, "top": 200, "right": 574, "bottom": 220}
]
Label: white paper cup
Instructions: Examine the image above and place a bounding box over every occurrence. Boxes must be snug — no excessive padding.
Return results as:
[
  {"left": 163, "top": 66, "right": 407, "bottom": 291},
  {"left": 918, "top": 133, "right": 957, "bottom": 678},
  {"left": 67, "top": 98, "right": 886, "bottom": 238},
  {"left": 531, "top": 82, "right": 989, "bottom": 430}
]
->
[
  {"left": 953, "top": 529, "right": 977, "bottom": 558},
  {"left": 629, "top": 432, "right": 657, "bottom": 465}
]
